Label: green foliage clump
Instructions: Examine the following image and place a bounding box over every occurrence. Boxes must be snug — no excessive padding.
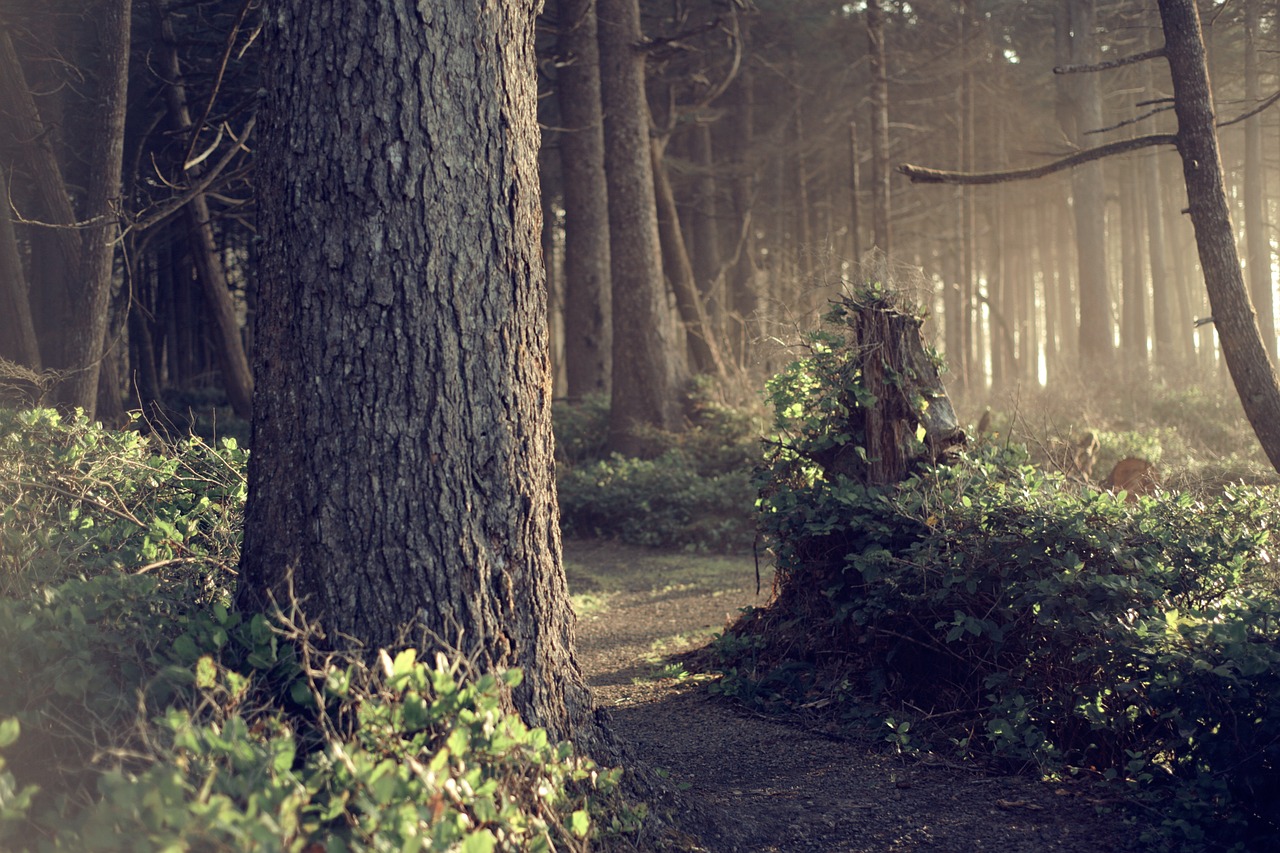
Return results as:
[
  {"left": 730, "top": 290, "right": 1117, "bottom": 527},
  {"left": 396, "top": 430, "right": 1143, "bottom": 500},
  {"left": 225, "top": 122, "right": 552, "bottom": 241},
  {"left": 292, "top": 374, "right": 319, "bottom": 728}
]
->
[
  {"left": 717, "top": 328, "right": 1280, "bottom": 850},
  {"left": 0, "top": 408, "right": 633, "bottom": 851},
  {"left": 554, "top": 386, "right": 760, "bottom": 551}
]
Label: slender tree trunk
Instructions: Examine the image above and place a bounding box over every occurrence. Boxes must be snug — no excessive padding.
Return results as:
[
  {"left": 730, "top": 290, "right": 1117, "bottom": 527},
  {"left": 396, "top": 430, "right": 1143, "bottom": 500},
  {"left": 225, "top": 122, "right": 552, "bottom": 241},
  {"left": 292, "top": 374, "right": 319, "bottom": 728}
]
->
[
  {"left": 55, "top": 0, "right": 132, "bottom": 417},
  {"left": 1144, "top": 63, "right": 1175, "bottom": 371},
  {"left": 555, "top": 0, "right": 612, "bottom": 398},
  {"left": 652, "top": 139, "right": 726, "bottom": 378},
  {"left": 154, "top": 0, "right": 254, "bottom": 420},
  {"left": 1243, "top": 0, "right": 1275, "bottom": 361},
  {"left": 240, "top": 0, "right": 609, "bottom": 752},
  {"left": 865, "top": 0, "right": 891, "bottom": 258},
  {"left": 848, "top": 122, "right": 863, "bottom": 266},
  {"left": 689, "top": 122, "right": 723, "bottom": 337},
  {"left": 1066, "top": 0, "right": 1114, "bottom": 367},
  {"left": 1159, "top": 0, "right": 1280, "bottom": 470},
  {"left": 722, "top": 28, "right": 760, "bottom": 368},
  {"left": 1121, "top": 170, "right": 1148, "bottom": 368},
  {"left": 0, "top": 171, "right": 41, "bottom": 370},
  {"left": 0, "top": 31, "right": 80, "bottom": 375}
]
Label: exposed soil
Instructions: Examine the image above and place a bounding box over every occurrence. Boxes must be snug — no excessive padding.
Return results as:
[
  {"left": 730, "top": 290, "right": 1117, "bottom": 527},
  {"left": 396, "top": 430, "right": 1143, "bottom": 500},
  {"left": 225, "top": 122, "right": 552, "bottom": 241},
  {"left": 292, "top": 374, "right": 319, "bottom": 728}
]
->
[{"left": 564, "top": 540, "right": 1156, "bottom": 853}]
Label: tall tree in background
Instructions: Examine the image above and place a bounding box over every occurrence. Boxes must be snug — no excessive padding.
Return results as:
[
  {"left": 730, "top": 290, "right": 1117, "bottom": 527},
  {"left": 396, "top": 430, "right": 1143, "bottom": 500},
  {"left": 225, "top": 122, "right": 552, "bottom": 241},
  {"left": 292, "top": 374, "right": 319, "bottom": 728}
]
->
[
  {"left": 554, "top": 0, "right": 612, "bottom": 398},
  {"left": 865, "top": 0, "right": 891, "bottom": 257},
  {"left": 238, "top": 0, "right": 606, "bottom": 750},
  {"left": 1242, "top": 0, "right": 1274, "bottom": 361},
  {"left": 153, "top": 0, "right": 255, "bottom": 420},
  {"left": 1, "top": 5, "right": 132, "bottom": 419},
  {"left": 598, "top": 0, "right": 687, "bottom": 453},
  {"left": 1064, "top": 0, "right": 1113, "bottom": 366}
]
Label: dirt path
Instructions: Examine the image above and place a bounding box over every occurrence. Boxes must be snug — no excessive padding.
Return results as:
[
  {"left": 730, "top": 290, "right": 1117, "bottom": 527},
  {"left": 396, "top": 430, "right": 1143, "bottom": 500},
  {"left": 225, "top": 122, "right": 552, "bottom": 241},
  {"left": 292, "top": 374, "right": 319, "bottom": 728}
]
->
[{"left": 565, "top": 540, "right": 1154, "bottom": 853}]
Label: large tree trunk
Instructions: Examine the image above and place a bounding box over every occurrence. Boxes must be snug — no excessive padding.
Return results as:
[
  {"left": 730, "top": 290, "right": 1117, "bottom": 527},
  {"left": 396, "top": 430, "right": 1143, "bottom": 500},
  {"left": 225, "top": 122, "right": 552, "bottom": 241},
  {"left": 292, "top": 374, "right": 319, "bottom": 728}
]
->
[
  {"left": 598, "top": 0, "right": 686, "bottom": 453},
  {"left": 154, "top": 0, "right": 255, "bottom": 420},
  {"left": 238, "top": 0, "right": 607, "bottom": 752},
  {"left": 1158, "top": 0, "right": 1280, "bottom": 471},
  {"left": 1066, "top": 0, "right": 1114, "bottom": 367},
  {"left": 54, "top": 0, "right": 132, "bottom": 418},
  {"left": 555, "top": 0, "right": 612, "bottom": 399}
]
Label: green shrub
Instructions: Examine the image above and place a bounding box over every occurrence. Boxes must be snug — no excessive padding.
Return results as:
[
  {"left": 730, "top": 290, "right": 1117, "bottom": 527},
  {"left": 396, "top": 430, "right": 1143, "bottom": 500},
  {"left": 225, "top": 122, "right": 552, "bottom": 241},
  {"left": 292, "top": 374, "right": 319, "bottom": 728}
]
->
[
  {"left": 0, "top": 408, "right": 636, "bottom": 851},
  {"left": 558, "top": 451, "right": 754, "bottom": 551},
  {"left": 553, "top": 384, "right": 761, "bottom": 551},
  {"left": 717, "top": 321, "right": 1280, "bottom": 850}
]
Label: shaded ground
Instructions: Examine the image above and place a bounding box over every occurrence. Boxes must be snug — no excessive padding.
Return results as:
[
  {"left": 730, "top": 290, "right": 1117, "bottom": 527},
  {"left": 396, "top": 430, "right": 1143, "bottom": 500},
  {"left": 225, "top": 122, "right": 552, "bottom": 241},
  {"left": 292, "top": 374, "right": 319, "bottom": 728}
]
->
[{"left": 565, "top": 540, "right": 1155, "bottom": 853}]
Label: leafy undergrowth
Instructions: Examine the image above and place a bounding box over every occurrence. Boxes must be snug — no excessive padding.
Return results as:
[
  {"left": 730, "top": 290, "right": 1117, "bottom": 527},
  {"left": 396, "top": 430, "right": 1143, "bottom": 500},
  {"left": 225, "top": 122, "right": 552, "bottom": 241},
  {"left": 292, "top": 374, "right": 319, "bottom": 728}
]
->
[
  {"left": 711, "top": 310, "right": 1280, "bottom": 852},
  {"left": 554, "top": 384, "right": 761, "bottom": 552},
  {"left": 0, "top": 408, "right": 635, "bottom": 851}
]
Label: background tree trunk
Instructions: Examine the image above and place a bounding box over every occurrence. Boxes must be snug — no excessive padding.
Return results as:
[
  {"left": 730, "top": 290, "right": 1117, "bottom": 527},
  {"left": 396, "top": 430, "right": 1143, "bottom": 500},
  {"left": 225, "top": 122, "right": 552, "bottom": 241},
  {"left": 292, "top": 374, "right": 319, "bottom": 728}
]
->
[
  {"left": 598, "top": 0, "right": 686, "bottom": 453},
  {"left": 1066, "top": 0, "right": 1114, "bottom": 367},
  {"left": 0, "top": 170, "right": 41, "bottom": 371},
  {"left": 239, "top": 0, "right": 606, "bottom": 751},
  {"left": 54, "top": 0, "right": 132, "bottom": 418},
  {"left": 555, "top": 0, "right": 612, "bottom": 399},
  {"left": 1242, "top": 0, "right": 1275, "bottom": 362},
  {"left": 154, "top": 0, "right": 255, "bottom": 420},
  {"left": 865, "top": 0, "right": 892, "bottom": 257}
]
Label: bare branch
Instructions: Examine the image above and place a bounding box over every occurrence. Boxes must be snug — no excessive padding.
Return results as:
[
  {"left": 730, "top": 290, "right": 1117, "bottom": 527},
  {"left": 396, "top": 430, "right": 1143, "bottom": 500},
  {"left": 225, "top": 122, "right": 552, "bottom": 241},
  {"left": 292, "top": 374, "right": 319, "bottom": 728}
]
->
[
  {"left": 1217, "top": 88, "right": 1280, "bottom": 129},
  {"left": 1086, "top": 104, "right": 1175, "bottom": 135},
  {"left": 1054, "top": 47, "right": 1165, "bottom": 75},
  {"left": 897, "top": 133, "right": 1177, "bottom": 185},
  {"left": 125, "top": 116, "right": 255, "bottom": 235}
]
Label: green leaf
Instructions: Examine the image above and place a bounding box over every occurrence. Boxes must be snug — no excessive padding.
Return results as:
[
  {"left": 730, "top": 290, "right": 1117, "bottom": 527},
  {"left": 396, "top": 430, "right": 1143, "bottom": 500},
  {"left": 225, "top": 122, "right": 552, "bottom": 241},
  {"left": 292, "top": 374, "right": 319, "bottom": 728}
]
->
[
  {"left": 195, "top": 655, "right": 217, "bottom": 689},
  {"left": 0, "top": 718, "right": 19, "bottom": 749},
  {"left": 570, "top": 809, "right": 591, "bottom": 838},
  {"left": 461, "top": 830, "right": 497, "bottom": 853}
]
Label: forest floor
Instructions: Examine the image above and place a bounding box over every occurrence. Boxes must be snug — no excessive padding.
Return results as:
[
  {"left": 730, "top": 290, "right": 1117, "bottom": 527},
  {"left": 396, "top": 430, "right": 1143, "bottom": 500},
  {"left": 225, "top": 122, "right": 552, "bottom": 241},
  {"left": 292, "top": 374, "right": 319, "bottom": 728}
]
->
[{"left": 564, "top": 540, "right": 1158, "bottom": 853}]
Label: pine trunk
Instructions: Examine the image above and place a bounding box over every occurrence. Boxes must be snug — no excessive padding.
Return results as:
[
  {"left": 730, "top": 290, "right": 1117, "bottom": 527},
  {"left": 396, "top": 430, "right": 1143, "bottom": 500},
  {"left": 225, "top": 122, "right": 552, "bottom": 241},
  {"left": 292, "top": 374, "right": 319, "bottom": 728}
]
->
[
  {"left": 239, "top": 0, "right": 607, "bottom": 751},
  {"left": 1159, "top": 0, "right": 1280, "bottom": 471}
]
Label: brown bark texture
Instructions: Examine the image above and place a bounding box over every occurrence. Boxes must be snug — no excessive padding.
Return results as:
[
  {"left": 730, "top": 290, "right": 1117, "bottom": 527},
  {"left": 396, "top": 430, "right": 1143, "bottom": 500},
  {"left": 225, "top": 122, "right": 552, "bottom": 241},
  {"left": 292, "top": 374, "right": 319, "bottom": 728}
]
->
[
  {"left": 555, "top": 0, "right": 612, "bottom": 399},
  {"left": 154, "top": 0, "right": 256, "bottom": 420},
  {"left": 239, "top": 0, "right": 606, "bottom": 750},
  {"left": 1159, "top": 0, "right": 1280, "bottom": 472},
  {"left": 598, "top": 0, "right": 686, "bottom": 453}
]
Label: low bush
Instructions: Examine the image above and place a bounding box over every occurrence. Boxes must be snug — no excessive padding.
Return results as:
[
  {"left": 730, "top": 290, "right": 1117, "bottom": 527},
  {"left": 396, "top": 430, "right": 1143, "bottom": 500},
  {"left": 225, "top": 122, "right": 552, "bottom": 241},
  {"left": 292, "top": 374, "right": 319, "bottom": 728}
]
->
[
  {"left": 0, "top": 408, "right": 633, "bottom": 851},
  {"left": 714, "top": 312, "right": 1280, "bottom": 850},
  {"left": 554, "top": 384, "right": 761, "bottom": 551}
]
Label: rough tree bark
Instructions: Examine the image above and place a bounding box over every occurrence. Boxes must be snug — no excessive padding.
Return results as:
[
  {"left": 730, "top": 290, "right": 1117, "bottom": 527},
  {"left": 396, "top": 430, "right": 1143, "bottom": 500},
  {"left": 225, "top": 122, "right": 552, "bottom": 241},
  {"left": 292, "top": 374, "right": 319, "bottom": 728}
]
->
[
  {"left": 598, "top": 0, "right": 686, "bottom": 453},
  {"left": 1159, "top": 0, "right": 1280, "bottom": 471},
  {"left": 554, "top": 0, "right": 612, "bottom": 399},
  {"left": 238, "top": 0, "right": 608, "bottom": 751}
]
